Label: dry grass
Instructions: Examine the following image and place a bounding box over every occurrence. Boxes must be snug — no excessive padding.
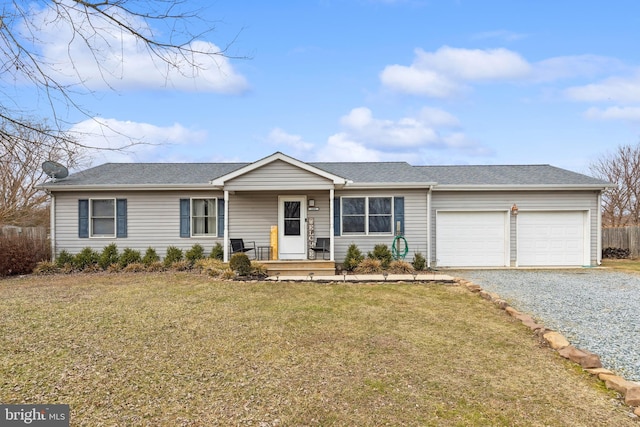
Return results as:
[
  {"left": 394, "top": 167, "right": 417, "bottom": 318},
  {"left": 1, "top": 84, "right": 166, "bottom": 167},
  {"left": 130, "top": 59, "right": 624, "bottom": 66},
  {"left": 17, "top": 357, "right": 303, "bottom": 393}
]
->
[
  {"left": 0, "top": 273, "right": 635, "bottom": 426},
  {"left": 601, "top": 258, "right": 640, "bottom": 273}
]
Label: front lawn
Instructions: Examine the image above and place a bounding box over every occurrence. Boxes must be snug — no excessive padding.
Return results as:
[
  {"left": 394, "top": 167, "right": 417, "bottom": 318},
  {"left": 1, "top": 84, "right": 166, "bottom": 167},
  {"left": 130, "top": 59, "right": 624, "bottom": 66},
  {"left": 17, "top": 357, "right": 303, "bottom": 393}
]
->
[{"left": 0, "top": 273, "right": 634, "bottom": 426}]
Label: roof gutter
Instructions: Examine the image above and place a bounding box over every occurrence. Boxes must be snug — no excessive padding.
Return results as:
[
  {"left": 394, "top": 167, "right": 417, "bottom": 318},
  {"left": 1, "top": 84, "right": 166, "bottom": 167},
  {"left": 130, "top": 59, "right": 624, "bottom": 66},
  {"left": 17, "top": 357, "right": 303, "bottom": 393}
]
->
[
  {"left": 343, "top": 182, "right": 438, "bottom": 190},
  {"left": 432, "top": 184, "right": 614, "bottom": 191},
  {"left": 37, "top": 184, "right": 224, "bottom": 192}
]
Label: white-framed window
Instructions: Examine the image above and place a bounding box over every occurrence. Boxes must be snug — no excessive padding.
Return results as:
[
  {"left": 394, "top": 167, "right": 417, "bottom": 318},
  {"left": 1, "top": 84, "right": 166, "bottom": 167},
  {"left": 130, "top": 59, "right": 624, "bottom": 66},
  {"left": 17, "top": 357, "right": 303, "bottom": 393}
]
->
[
  {"left": 341, "top": 196, "right": 393, "bottom": 235},
  {"left": 191, "top": 198, "right": 217, "bottom": 237},
  {"left": 90, "top": 198, "right": 116, "bottom": 237}
]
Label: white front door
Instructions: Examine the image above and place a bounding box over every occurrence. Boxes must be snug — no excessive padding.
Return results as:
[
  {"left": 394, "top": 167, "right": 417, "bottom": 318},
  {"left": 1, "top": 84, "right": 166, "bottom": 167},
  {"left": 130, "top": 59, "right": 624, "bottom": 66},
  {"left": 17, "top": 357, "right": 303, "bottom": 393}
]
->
[{"left": 278, "top": 196, "right": 307, "bottom": 260}]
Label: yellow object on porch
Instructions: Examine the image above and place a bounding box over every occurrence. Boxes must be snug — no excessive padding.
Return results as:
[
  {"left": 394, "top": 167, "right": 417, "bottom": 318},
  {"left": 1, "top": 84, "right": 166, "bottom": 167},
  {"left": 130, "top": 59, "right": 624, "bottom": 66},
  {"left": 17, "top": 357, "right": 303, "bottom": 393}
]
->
[{"left": 270, "top": 225, "right": 278, "bottom": 260}]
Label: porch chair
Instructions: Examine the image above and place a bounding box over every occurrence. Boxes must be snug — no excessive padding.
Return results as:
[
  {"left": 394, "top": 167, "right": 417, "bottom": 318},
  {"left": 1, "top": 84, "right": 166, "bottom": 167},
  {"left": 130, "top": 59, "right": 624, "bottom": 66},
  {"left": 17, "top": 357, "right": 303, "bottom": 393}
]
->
[
  {"left": 310, "top": 237, "right": 330, "bottom": 260},
  {"left": 230, "top": 239, "right": 256, "bottom": 258}
]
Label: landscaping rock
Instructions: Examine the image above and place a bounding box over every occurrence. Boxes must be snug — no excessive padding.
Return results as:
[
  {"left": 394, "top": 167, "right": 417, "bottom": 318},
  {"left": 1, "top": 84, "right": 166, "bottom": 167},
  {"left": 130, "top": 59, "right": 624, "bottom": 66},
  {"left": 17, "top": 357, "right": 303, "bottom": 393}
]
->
[
  {"left": 505, "top": 306, "right": 520, "bottom": 317},
  {"left": 635, "top": 407, "right": 640, "bottom": 417},
  {"left": 624, "top": 387, "right": 640, "bottom": 407},
  {"left": 543, "top": 331, "right": 569, "bottom": 350},
  {"left": 585, "top": 368, "right": 614, "bottom": 376},
  {"left": 600, "top": 374, "right": 637, "bottom": 395},
  {"left": 558, "top": 346, "right": 602, "bottom": 368}
]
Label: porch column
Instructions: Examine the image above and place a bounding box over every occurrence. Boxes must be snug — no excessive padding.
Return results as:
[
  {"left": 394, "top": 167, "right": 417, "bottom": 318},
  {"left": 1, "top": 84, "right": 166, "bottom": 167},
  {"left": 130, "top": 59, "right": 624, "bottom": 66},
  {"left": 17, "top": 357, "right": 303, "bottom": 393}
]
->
[
  {"left": 223, "top": 190, "right": 230, "bottom": 262},
  {"left": 427, "top": 186, "right": 432, "bottom": 269},
  {"left": 329, "top": 188, "right": 335, "bottom": 261}
]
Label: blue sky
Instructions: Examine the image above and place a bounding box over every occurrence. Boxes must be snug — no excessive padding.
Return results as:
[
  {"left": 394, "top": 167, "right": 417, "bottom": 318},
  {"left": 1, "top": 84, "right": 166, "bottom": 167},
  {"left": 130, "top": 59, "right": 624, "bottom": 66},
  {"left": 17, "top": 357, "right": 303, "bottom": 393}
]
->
[{"left": 15, "top": 0, "right": 640, "bottom": 174}]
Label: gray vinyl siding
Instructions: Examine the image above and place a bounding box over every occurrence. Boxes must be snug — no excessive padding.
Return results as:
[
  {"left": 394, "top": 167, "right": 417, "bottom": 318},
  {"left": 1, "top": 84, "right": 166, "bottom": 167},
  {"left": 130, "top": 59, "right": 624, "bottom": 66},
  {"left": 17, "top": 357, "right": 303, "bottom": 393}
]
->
[
  {"left": 53, "top": 190, "right": 224, "bottom": 258},
  {"left": 333, "top": 189, "right": 429, "bottom": 264},
  {"left": 430, "top": 190, "right": 601, "bottom": 267},
  {"left": 225, "top": 160, "right": 334, "bottom": 191}
]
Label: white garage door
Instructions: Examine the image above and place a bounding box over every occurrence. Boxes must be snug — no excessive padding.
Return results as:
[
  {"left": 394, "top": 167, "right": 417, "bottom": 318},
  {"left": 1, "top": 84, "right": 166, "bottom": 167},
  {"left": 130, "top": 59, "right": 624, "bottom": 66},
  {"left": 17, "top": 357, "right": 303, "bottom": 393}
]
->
[
  {"left": 436, "top": 211, "right": 509, "bottom": 267},
  {"left": 518, "top": 211, "right": 586, "bottom": 266}
]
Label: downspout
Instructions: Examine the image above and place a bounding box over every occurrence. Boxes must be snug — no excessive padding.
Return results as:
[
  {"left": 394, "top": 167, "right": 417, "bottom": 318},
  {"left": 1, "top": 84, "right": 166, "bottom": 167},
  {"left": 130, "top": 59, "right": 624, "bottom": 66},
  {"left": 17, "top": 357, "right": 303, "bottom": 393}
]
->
[
  {"left": 427, "top": 186, "right": 432, "bottom": 269},
  {"left": 329, "top": 188, "right": 335, "bottom": 262},
  {"left": 49, "top": 191, "right": 56, "bottom": 261},
  {"left": 597, "top": 191, "right": 603, "bottom": 265},
  {"left": 223, "top": 190, "right": 230, "bottom": 262}
]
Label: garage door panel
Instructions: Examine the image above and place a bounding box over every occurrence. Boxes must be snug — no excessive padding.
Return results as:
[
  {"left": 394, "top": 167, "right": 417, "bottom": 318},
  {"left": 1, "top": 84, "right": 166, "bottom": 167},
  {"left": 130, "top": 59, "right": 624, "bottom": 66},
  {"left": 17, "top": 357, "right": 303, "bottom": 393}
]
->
[
  {"left": 437, "top": 211, "right": 508, "bottom": 267},
  {"left": 518, "top": 211, "right": 585, "bottom": 266}
]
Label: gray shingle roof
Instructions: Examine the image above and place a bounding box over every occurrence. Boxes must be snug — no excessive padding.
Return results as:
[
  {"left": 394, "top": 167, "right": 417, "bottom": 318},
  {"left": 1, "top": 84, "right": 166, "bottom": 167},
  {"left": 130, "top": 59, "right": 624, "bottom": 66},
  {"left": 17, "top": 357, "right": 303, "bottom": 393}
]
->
[
  {"left": 41, "top": 160, "right": 610, "bottom": 188},
  {"left": 416, "top": 164, "right": 610, "bottom": 186}
]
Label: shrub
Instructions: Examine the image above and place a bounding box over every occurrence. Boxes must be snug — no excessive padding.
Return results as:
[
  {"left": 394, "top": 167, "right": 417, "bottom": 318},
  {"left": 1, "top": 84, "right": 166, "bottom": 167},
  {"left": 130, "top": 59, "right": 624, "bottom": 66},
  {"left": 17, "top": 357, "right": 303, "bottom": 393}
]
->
[
  {"left": 388, "top": 260, "right": 415, "bottom": 274},
  {"left": 106, "top": 263, "right": 121, "bottom": 273},
  {"left": 33, "top": 261, "right": 58, "bottom": 275},
  {"left": 164, "top": 246, "right": 183, "bottom": 267},
  {"left": 56, "top": 250, "right": 75, "bottom": 269},
  {"left": 250, "top": 261, "right": 268, "bottom": 277},
  {"left": 123, "top": 262, "right": 146, "bottom": 273},
  {"left": 0, "top": 233, "right": 50, "bottom": 276},
  {"left": 195, "top": 258, "right": 227, "bottom": 276},
  {"left": 229, "top": 253, "right": 251, "bottom": 276},
  {"left": 74, "top": 247, "right": 99, "bottom": 270},
  {"left": 98, "top": 243, "right": 119, "bottom": 270},
  {"left": 412, "top": 252, "right": 426, "bottom": 271},
  {"left": 169, "top": 260, "right": 192, "bottom": 271},
  {"left": 220, "top": 268, "right": 237, "bottom": 280},
  {"left": 185, "top": 243, "right": 205, "bottom": 264},
  {"left": 367, "top": 244, "right": 393, "bottom": 269},
  {"left": 119, "top": 248, "right": 142, "bottom": 267},
  {"left": 145, "top": 261, "right": 165, "bottom": 272},
  {"left": 343, "top": 243, "right": 364, "bottom": 271},
  {"left": 142, "top": 247, "right": 160, "bottom": 265},
  {"left": 209, "top": 242, "right": 224, "bottom": 260},
  {"left": 354, "top": 258, "right": 383, "bottom": 274}
]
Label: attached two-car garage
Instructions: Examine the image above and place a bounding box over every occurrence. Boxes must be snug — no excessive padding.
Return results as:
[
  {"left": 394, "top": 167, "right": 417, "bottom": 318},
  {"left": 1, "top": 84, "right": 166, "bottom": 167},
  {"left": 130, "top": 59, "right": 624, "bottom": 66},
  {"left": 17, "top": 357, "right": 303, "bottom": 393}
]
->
[{"left": 435, "top": 210, "right": 588, "bottom": 267}]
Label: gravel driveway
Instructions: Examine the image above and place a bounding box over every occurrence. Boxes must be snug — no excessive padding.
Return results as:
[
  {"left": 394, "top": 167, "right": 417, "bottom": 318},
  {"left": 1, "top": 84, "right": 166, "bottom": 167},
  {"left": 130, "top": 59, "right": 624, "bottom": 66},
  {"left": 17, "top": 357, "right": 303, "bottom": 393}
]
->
[{"left": 452, "top": 269, "right": 640, "bottom": 382}]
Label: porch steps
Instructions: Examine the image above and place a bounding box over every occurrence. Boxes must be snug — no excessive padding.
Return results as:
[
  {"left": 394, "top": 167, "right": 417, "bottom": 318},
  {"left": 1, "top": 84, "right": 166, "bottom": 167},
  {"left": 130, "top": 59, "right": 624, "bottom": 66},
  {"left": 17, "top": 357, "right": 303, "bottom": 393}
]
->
[{"left": 259, "top": 260, "right": 336, "bottom": 277}]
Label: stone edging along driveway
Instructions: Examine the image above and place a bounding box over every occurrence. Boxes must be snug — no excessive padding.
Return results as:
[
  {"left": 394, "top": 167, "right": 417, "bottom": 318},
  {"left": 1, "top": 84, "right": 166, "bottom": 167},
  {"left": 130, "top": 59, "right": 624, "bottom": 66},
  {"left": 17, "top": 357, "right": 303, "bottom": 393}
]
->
[{"left": 453, "top": 276, "right": 640, "bottom": 418}]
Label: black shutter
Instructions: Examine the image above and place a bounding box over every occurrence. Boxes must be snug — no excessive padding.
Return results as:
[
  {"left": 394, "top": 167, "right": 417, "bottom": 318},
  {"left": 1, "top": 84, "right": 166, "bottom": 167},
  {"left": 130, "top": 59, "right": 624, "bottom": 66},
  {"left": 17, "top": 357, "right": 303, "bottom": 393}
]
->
[
  {"left": 217, "top": 198, "right": 225, "bottom": 237},
  {"left": 333, "top": 197, "right": 341, "bottom": 236},
  {"left": 78, "top": 199, "right": 89, "bottom": 238},
  {"left": 394, "top": 196, "right": 405, "bottom": 235},
  {"left": 180, "top": 199, "right": 190, "bottom": 237},
  {"left": 116, "top": 199, "right": 127, "bottom": 238}
]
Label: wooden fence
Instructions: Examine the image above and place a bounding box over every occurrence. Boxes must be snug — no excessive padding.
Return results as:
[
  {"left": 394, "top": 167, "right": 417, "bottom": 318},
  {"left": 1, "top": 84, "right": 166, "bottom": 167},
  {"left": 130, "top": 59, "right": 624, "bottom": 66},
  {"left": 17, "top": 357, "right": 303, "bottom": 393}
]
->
[
  {"left": 0, "top": 225, "right": 48, "bottom": 240},
  {"left": 602, "top": 227, "right": 640, "bottom": 257}
]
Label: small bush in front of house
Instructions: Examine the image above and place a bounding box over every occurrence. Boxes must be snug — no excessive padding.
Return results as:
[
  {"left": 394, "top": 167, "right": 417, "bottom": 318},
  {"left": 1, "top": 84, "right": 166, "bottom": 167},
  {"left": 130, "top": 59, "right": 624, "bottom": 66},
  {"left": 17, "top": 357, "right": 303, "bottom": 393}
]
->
[
  {"left": 74, "top": 247, "right": 100, "bottom": 270},
  {"left": 368, "top": 244, "right": 393, "bottom": 269},
  {"left": 195, "top": 258, "right": 227, "bottom": 277},
  {"left": 388, "top": 260, "right": 415, "bottom": 274},
  {"left": 142, "top": 247, "right": 160, "bottom": 266},
  {"left": 209, "top": 242, "right": 224, "bottom": 260},
  {"left": 146, "top": 261, "right": 165, "bottom": 272},
  {"left": 185, "top": 243, "right": 205, "bottom": 264},
  {"left": 250, "top": 261, "right": 268, "bottom": 277},
  {"left": 0, "top": 233, "right": 50, "bottom": 276},
  {"left": 412, "top": 252, "right": 426, "bottom": 271},
  {"left": 170, "top": 260, "right": 192, "bottom": 271},
  {"left": 164, "top": 246, "right": 183, "bottom": 267},
  {"left": 99, "top": 243, "right": 119, "bottom": 270},
  {"left": 343, "top": 243, "right": 364, "bottom": 271},
  {"left": 354, "top": 258, "right": 383, "bottom": 274},
  {"left": 119, "top": 248, "right": 142, "bottom": 268},
  {"left": 33, "top": 261, "right": 59, "bottom": 275},
  {"left": 56, "top": 250, "right": 75, "bottom": 269},
  {"left": 221, "top": 268, "right": 237, "bottom": 280},
  {"left": 229, "top": 253, "right": 251, "bottom": 276},
  {"left": 123, "top": 262, "right": 146, "bottom": 273}
]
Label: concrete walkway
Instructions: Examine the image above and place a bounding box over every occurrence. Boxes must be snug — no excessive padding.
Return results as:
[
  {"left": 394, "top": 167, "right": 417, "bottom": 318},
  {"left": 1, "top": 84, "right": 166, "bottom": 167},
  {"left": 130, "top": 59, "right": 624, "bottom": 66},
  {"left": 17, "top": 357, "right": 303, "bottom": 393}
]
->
[{"left": 265, "top": 272, "right": 455, "bottom": 282}]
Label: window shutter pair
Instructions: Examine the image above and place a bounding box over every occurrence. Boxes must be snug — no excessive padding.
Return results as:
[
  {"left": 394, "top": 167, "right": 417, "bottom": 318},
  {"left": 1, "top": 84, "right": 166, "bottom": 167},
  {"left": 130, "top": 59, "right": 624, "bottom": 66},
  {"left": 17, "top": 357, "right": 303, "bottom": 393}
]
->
[
  {"left": 180, "top": 199, "right": 225, "bottom": 237},
  {"left": 333, "top": 196, "right": 404, "bottom": 236},
  {"left": 78, "top": 199, "right": 127, "bottom": 238}
]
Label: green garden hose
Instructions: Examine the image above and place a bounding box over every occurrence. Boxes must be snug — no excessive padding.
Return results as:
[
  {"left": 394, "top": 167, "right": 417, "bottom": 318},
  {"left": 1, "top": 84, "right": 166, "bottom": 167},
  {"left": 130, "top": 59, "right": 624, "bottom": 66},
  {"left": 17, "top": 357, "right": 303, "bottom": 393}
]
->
[{"left": 392, "top": 235, "right": 409, "bottom": 260}]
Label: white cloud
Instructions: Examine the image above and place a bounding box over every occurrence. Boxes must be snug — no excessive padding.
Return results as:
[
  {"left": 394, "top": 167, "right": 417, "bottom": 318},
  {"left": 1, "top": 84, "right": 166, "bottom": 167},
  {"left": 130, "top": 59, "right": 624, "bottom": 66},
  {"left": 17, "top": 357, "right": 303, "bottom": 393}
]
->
[
  {"left": 381, "top": 46, "right": 531, "bottom": 97},
  {"left": 70, "top": 118, "right": 207, "bottom": 164},
  {"left": 533, "top": 55, "right": 623, "bottom": 83},
  {"left": 26, "top": 3, "right": 248, "bottom": 94},
  {"left": 564, "top": 74, "right": 640, "bottom": 103},
  {"left": 584, "top": 106, "right": 640, "bottom": 122},
  {"left": 417, "top": 106, "right": 461, "bottom": 128},
  {"left": 315, "top": 133, "right": 383, "bottom": 162},
  {"left": 267, "top": 128, "right": 315, "bottom": 155}
]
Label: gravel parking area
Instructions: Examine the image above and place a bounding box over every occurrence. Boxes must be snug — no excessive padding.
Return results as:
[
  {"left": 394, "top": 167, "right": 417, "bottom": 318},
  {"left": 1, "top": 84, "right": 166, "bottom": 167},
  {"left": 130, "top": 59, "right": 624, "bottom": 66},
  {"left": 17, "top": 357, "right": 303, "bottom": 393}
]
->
[{"left": 453, "top": 269, "right": 640, "bottom": 382}]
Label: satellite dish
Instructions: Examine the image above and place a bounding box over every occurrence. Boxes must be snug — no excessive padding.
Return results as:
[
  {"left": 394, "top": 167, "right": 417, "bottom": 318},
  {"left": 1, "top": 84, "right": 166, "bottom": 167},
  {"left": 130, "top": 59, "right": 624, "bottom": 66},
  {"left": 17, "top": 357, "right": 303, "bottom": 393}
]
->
[{"left": 42, "top": 160, "right": 69, "bottom": 181}]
